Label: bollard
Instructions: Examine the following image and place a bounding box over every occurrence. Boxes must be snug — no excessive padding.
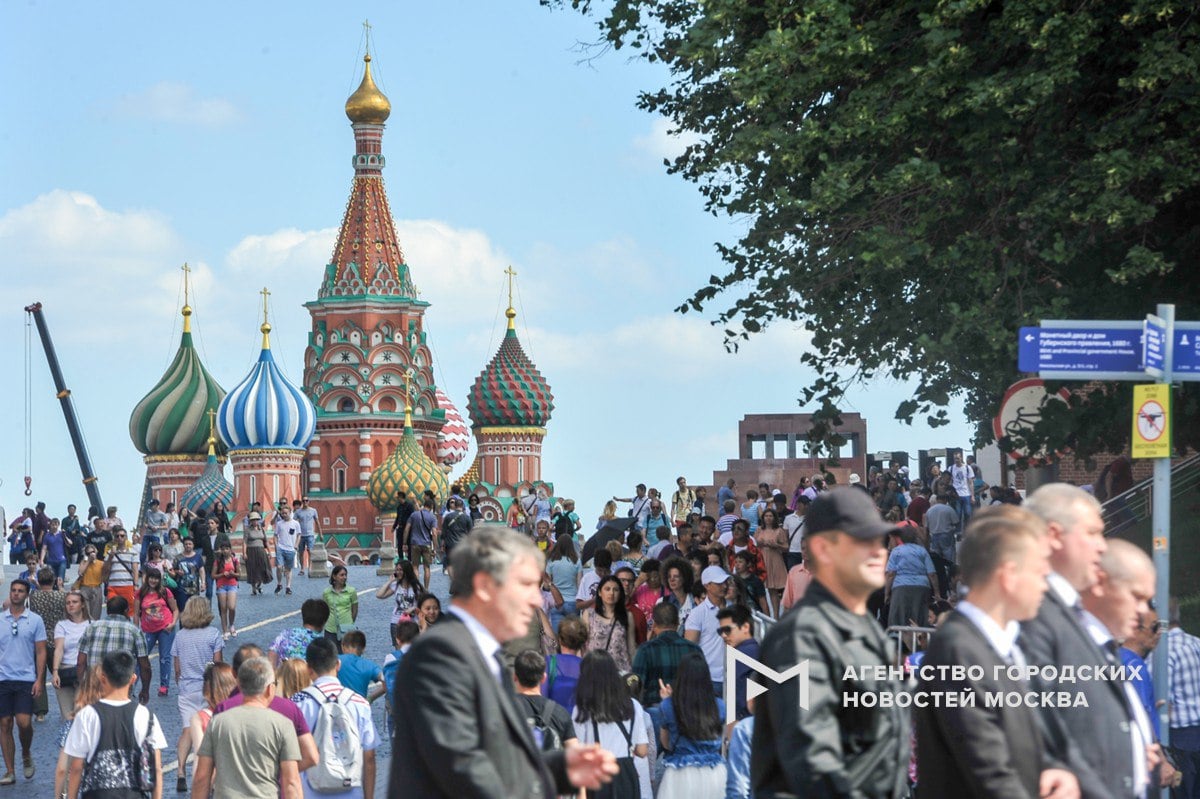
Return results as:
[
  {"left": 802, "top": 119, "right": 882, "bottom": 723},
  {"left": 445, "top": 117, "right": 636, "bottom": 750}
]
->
[{"left": 308, "top": 537, "right": 331, "bottom": 578}]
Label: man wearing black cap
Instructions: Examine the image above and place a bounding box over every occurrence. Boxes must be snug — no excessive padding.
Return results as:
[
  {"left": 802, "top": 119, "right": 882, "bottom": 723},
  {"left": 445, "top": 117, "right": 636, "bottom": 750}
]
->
[{"left": 750, "top": 487, "right": 909, "bottom": 799}]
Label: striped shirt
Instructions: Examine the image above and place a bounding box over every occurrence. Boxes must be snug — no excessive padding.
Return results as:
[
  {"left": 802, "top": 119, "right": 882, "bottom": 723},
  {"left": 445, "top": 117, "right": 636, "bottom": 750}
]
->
[{"left": 1169, "top": 627, "right": 1200, "bottom": 728}]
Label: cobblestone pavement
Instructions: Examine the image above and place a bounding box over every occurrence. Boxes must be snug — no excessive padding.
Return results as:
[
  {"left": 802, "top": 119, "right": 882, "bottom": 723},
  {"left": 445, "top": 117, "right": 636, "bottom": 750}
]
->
[{"left": 14, "top": 563, "right": 449, "bottom": 798}]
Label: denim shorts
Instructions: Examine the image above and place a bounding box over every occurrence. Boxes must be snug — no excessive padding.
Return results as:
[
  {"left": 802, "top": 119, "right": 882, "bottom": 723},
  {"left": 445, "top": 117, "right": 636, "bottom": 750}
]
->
[
  {"left": 296, "top": 535, "right": 314, "bottom": 554},
  {"left": 277, "top": 550, "right": 296, "bottom": 570},
  {"left": 216, "top": 583, "right": 238, "bottom": 595}
]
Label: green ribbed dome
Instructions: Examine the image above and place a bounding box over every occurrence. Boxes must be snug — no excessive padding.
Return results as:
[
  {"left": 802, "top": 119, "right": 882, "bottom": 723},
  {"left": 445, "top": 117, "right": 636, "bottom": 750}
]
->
[
  {"left": 466, "top": 328, "right": 554, "bottom": 428},
  {"left": 129, "top": 318, "right": 227, "bottom": 456},
  {"left": 368, "top": 411, "right": 450, "bottom": 511}
]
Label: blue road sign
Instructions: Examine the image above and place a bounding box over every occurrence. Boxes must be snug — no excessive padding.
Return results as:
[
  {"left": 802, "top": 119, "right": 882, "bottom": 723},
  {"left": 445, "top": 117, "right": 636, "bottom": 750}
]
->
[
  {"left": 1018, "top": 324, "right": 1144, "bottom": 376},
  {"left": 1174, "top": 323, "right": 1200, "bottom": 380},
  {"left": 1144, "top": 314, "right": 1166, "bottom": 375}
]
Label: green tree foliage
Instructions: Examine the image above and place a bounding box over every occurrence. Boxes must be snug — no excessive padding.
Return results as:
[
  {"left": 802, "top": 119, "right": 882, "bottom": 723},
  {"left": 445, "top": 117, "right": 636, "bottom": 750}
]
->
[{"left": 552, "top": 0, "right": 1200, "bottom": 461}]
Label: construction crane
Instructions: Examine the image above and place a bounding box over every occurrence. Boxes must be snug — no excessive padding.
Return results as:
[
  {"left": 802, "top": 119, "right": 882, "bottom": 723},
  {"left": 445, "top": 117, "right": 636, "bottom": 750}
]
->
[{"left": 23, "top": 302, "right": 105, "bottom": 515}]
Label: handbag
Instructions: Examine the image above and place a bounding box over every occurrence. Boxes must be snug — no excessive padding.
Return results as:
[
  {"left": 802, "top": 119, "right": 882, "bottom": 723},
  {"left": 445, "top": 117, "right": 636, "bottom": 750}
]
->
[{"left": 57, "top": 665, "right": 78, "bottom": 689}]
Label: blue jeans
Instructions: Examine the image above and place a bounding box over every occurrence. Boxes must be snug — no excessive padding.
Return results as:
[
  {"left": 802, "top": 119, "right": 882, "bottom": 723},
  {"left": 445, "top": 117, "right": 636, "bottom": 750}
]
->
[
  {"left": 957, "top": 495, "right": 974, "bottom": 524},
  {"left": 144, "top": 626, "right": 176, "bottom": 688},
  {"left": 139, "top": 534, "right": 160, "bottom": 564},
  {"left": 47, "top": 560, "right": 67, "bottom": 583}
]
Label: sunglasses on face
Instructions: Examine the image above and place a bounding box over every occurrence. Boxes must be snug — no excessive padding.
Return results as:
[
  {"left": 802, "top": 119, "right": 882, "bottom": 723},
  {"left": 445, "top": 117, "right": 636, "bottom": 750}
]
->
[{"left": 717, "top": 626, "right": 734, "bottom": 636}]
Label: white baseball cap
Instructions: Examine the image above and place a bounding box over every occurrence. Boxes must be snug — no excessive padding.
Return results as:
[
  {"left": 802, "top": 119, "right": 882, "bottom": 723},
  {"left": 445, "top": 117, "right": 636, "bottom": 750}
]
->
[
  {"left": 848, "top": 473, "right": 862, "bottom": 485},
  {"left": 701, "top": 566, "right": 730, "bottom": 585}
]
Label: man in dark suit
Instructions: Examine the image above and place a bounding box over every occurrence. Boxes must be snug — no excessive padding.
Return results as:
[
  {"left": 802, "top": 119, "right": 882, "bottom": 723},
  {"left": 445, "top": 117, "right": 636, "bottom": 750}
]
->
[
  {"left": 1080, "top": 538, "right": 1169, "bottom": 796},
  {"left": 1021, "top": 483, "right": 1138, "bottom": 799},
  {"left": 916, "top": 505, "right": 1079, "bottom": 799},
  {"left": 389, "top": 525, "right": 616, "bottom": 798}
]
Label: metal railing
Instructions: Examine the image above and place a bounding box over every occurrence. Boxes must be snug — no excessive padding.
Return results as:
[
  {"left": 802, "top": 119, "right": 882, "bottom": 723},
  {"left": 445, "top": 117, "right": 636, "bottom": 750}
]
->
[
  {"left": 751, "top": 609, "right": 777, "bottom": 641},
  {"left": 1101, "top": 453, "right": 1200, "bottom": 536},
  {"left": 886, "top": 625, "right": 937, "bottom": 667}
]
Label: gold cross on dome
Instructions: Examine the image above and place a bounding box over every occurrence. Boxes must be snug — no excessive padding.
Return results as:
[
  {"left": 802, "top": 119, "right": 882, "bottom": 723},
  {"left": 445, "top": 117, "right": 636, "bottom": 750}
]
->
[
  {"left": 504, "top": 265, "right": 517, "bottom": 307},
  {"left": 363, "top": 19, "right": 372, "bottom": 54},
  {"left": 260, "top": 287, "right": 271, "bottom": 324},
  {"left": 182, "top": 263, "right": 191, "bottom": 305}
]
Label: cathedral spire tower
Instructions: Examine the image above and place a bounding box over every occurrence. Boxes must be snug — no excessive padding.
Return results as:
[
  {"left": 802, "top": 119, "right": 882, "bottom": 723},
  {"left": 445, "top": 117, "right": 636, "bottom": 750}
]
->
[{"left": 303, "top": 39, "right": 450, "bottom": 558}]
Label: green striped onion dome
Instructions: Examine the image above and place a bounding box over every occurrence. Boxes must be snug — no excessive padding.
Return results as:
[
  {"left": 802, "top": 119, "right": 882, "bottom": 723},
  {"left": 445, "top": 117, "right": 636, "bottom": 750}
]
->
[
  {"left": 466, "top": 328, "right": 554, "bottom": 428},
  {"left": 368, "top": 411, "right": 450, "bottom": 512},
  {"left": 129, "top": 324, "right": 226, "bottom": 456}
]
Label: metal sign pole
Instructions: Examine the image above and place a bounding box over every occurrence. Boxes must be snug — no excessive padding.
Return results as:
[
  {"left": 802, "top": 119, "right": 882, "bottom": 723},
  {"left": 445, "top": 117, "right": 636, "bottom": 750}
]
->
[{"left": 1152, "top": 303, "right": 1173, "bottom": 767}]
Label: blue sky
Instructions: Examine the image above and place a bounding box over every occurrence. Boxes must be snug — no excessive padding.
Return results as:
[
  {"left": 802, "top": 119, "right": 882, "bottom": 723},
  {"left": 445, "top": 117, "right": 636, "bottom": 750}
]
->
[{"left": 0, "top": 1, "right": 973, "bottom": 526}]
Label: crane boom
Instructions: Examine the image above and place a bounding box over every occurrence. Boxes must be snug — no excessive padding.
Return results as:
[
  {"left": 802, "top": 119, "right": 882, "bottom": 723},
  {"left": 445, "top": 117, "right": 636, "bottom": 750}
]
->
[{"left": 23, "top": 302, "right": 106, "bottom": 515}]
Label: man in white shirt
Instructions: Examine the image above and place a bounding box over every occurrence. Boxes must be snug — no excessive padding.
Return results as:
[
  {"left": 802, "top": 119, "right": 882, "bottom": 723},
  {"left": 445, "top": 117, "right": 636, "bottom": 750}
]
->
[
  {"left": 949, "top": 452, "right": 975, "bottom": 524},
  {"left": 1021, "top": 482, "right": 1138, "bottom": 799},
  {"left": 684, "top": 566, "right": 730, "bottom": 695},
  {"left": 273, "top": 506, "right": 301, "bottom": 596},
  {"left": 1080, "top": 539, "right": 1165, "bottom": 797},
  {"left": 915, "top": 505, "right": 1078, "bottom": 799},
  {"left": 613, "top": 484, "right": 651, "bottom": 531},
  {"left": 782, "top": 498, "right": 808, "bottom": 571}
]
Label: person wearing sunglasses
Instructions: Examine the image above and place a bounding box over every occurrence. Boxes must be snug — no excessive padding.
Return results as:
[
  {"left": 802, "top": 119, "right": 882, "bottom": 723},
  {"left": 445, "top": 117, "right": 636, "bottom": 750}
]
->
[
  {"left": 101, "top": 527, "right": 139, "bottom": 618},
  {"left": 0, "top": 579, "right": 47, "bottom": 784},
  {"left": 715, "top": 604, "right": 758, "bottom": 722}
]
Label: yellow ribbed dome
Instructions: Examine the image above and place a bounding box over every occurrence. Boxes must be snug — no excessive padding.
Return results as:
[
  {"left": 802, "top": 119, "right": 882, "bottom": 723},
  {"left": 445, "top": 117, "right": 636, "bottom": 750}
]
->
[{"left": 345, "top": 54, "right": 391, "bottom": 125}]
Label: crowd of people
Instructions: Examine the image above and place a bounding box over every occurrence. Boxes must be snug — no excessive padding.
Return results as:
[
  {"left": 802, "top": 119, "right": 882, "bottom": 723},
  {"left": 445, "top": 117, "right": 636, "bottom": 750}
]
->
[{"left": 4, "top": 461, "right": 1200, "bottom": 799}]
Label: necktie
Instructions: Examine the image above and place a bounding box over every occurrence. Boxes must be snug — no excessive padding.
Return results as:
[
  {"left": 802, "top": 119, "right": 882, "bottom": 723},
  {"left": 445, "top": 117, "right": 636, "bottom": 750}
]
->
[{"left": 494, "top": 652, "right": 515, "bottom": 696}]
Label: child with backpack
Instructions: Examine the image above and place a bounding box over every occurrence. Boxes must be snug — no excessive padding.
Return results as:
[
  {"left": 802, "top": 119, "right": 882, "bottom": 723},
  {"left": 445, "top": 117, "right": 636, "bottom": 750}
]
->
[
  {"left": 293, "top": 637, "right": 380, "bottom": 799},
  {"left": 63, "top": 651, "right": 168, "bottom": 799},
  {"left": 512, "top": 649, "right": 577, "bottom": 752}
]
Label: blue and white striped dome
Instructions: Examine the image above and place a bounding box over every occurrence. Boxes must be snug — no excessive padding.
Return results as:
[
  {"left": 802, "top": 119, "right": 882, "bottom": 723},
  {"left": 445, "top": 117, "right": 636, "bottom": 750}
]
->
[{"left": 217, "top": 327, "right": 316, "bottom": 451}]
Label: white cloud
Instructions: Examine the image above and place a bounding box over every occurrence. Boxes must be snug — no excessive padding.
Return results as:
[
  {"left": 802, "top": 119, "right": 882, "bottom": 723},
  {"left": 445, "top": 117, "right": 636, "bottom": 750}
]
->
[
  {"left": 111, "top": 82, "right": 240, "bottom": 128},
  {"left": 631, "top": 117, "right": 702, "bottom": 164},
  {"left": 523, "top": 313, "right": 812, "bottom": 378},
  {"left": 0, "top": 190, "right": 189, "bottom": 341}
]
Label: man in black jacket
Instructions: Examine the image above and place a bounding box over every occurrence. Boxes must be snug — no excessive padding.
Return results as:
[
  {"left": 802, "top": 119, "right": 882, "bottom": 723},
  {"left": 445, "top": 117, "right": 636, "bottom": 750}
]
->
[
  {"left": 916, "top": 505, "right": 1079, "bottom": 798},
  {"left": 389, "top": 526, "right": 616, "bottom": 798},
  {"left": 1021, "top": 483, "right": 1138, "bottom": 799},
  {"left": 751, "top": 488, "right": 909, "bottom": 799}
]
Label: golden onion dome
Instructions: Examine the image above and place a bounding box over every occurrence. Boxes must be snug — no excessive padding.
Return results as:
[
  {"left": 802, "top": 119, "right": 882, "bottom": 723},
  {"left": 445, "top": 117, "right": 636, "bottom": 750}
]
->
[{"left": 345, "top": 54, "right": 391, "bottom": 125}]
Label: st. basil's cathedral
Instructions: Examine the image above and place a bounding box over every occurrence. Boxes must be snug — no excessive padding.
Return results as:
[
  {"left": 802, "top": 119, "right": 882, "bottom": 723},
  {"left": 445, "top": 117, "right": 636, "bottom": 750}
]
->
[{"left": 126, "top": 49, "right": 555, "bottom": 560}]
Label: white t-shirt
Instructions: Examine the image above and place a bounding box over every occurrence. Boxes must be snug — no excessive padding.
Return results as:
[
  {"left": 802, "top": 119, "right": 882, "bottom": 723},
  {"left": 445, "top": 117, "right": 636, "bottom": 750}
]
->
[
  {"left": 274, "top": 519, "right": 301, "bottom": 552},
  {"left": 574, "top": 699, "right": 649, "bottom": 768},
  {"left": 950, "top": 464, "right": 974, "bottom": 498},
  {"left": 63, "top": 699, "right": 168, "bottom": 760},
  {"left": 685, "top": 597, "right": 726, "bottom": 682},
  {"left": 576, "top": 571, "right": 603, "bottom": 608},
  {"left": 783, "top": 513, "right": 805, "bottom": 553},
  {"left": 54, "top": 619, "right": 90, "bottom": 667}
]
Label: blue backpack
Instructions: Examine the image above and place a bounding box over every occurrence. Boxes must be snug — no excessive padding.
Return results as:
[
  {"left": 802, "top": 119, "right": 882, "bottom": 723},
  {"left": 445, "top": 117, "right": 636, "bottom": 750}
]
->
[{"left": 382, "top": 649, "right": 405, "bottom": 700}]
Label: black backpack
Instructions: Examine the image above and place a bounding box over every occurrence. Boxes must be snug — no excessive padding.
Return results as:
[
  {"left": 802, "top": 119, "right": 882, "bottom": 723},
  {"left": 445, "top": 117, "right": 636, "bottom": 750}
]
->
[
  {"left": 553, "top": 513, "right": 574, "bottom": 542},
  {"left": 523, "top": 696, "right": 563, "bottom": 752},
  {"left": 591, "top": 717, "right": 639, "bottom": 799}
]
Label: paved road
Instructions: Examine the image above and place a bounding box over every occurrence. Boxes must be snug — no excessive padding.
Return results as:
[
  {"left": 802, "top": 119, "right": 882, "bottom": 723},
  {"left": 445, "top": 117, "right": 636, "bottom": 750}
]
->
[{"left": 14, "top": 563, "right": 449, "bottom": 798}]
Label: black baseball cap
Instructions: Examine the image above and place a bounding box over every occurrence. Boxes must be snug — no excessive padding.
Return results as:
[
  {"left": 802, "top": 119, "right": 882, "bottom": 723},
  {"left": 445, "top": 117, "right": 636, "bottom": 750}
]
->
[{"left": 806, "top": 488, "right": 900, "bottom": 541}]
